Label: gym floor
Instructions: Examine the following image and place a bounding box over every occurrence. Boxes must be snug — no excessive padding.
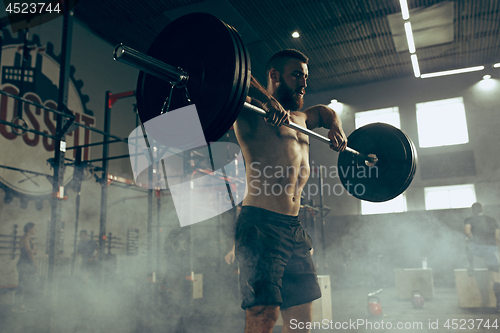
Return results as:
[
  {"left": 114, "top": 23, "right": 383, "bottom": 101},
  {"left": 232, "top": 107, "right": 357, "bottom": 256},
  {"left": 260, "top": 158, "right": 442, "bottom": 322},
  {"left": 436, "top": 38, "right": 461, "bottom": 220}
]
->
[
  {"left": 1, "top": 1, "right": 500, "bottom": 333},
  {"left": 1, "top": 283, "right": 497, "bottom": 333}
]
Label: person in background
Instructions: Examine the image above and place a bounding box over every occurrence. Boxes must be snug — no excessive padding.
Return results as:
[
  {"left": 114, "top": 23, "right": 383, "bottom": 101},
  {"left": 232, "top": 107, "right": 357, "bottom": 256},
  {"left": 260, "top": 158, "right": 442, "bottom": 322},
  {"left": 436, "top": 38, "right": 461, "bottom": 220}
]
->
[
  {"left": 464, "top": 202, "right": 500, "bottom": 311},
  {"left": 76, "top": 230, "right": 99, "bottom": 283},
  {"left": 14, "top": 222, "right": 38, "bottom": 312}
]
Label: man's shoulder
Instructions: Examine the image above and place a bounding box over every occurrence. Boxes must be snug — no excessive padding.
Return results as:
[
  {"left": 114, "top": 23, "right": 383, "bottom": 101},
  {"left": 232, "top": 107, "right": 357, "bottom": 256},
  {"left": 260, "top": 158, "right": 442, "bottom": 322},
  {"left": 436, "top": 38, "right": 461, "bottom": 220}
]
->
[{"left": 484, "top": 215, "right": 498, "bottom": 224}]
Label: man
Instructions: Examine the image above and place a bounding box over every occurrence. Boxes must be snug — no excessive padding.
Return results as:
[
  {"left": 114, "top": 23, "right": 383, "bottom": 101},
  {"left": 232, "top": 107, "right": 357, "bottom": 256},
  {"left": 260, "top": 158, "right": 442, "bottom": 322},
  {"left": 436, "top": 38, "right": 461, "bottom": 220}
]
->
[
  {"left": 464, "top": 202, "right": 500, "bottom": 311},
  {"left": 232, "top": 49, "right": 347, "bottom": 333},
  {"left": 76, "top": 230, "right": 99, "bottom": 283}
]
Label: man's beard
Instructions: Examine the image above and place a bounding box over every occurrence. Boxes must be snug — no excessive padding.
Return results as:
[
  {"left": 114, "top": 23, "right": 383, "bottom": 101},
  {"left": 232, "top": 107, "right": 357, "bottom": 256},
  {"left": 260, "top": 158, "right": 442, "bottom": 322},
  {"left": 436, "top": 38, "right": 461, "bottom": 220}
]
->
[{"left": 276, "top": 77, "right": 304, "bottom": 111}]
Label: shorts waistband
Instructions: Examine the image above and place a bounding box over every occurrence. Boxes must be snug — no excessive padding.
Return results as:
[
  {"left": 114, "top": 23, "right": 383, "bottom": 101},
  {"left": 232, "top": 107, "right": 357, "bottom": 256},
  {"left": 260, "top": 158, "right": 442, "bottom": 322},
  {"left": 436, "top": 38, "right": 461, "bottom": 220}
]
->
[{"left": 240, "top": 206, "right": 299, "bottom": 224}]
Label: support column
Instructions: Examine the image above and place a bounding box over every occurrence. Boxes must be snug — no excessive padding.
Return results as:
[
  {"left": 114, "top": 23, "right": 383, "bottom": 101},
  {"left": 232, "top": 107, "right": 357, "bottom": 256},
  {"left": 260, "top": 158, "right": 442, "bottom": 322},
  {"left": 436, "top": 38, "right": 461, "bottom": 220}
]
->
[
  {"left": 99, "top": 92, "right": 112, "bottom": 267},
  {"left": 45, "top": 6, "right": 73, "bottom": 333}
]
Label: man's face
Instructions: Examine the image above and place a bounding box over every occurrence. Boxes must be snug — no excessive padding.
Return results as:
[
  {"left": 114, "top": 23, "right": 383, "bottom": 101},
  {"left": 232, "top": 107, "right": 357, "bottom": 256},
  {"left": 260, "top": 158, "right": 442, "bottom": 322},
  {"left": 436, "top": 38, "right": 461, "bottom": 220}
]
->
[
  {"left": 80, "top": 233, "right": 88, "bottom": 241},
  {"left": 276, "top": 59, "right": 308, "bottom": 111}
]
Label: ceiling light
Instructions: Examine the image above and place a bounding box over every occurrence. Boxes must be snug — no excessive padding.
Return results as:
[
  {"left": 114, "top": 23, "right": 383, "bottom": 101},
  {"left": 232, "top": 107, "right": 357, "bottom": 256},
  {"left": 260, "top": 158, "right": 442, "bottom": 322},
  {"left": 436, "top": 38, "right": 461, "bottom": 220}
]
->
[
  {"left": 411, "top": 54, "right": 421, "bottom": 77},
  {"left": 482, "top": 75, "right": 491, "bottom": 80},
  {"left": 292, "top": 31, "right": 300, "bottom": 38},
  {"left": 421, "top": 66, "right": 485, "bottom": 78},
  {"left": 494, "top": 63, "right": 500, "bottom": 68},
  {"left": 328, "top": 99, "right": 344, "bottom": 115},
  {"left": 404, "top": 22, "right": 416, "bottom": 53},
  {"left": 399, "top": 0, "right": 410, "bottom": 20}
]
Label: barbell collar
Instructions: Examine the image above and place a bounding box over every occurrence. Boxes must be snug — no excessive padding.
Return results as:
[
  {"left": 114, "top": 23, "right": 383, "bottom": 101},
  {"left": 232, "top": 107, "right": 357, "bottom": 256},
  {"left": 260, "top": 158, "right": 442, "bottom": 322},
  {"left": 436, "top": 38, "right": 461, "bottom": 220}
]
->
[
  {"left": 242, "top": 102, "right": 377, "bottom": 164},
  {"left": 113, "top": 44, "right": 189, "bottom": 87}
]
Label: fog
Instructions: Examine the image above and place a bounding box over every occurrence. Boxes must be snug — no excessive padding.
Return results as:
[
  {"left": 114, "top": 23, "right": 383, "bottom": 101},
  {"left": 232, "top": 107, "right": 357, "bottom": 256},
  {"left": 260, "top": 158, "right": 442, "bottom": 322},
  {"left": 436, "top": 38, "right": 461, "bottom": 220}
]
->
[{"left": 0, "top": 155, "right": 494, "bottom": 333}]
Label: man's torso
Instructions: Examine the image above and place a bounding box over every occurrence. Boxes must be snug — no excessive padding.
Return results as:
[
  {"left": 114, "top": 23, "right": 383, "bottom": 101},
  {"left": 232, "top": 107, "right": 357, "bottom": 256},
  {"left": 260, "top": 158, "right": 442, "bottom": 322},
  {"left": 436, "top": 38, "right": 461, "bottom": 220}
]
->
[
  {"left": 78, "top": 240, "right": 97, "bottom": 260},
  {"left": 234, "top": 109, "right": 310, "bottom": 216},
  {"left": 465, "top": 215, "right": 499, "bottom": 246}
]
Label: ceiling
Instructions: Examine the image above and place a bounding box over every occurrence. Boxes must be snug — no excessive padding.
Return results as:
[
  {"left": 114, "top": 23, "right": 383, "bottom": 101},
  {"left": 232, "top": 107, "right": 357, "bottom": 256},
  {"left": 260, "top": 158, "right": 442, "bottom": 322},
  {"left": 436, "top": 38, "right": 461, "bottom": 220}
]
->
[{"left": 75, "top": 0, "right": 500, "bottom": 94}]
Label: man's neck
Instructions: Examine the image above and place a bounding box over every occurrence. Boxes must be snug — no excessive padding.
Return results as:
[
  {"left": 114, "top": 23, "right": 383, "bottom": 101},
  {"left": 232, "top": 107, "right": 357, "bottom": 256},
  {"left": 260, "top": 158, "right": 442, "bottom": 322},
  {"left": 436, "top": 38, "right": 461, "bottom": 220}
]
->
[{"left": 267, "top": 85, "right": 277, "bottom": 100}]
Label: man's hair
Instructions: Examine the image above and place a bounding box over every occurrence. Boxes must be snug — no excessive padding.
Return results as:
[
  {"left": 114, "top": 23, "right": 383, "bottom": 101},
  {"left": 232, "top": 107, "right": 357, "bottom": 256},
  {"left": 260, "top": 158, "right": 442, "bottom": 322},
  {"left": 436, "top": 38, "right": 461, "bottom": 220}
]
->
[
  {"left": 23, "top": 222, "right": 35, "bottom": 234},
  {"left": 265, "top": 49, "right": 309, "bottom": 79},
  {"left": 80, "top": 230, "right": 88, "bottom": 236},
  {"left": 471, "top": 202, "right": 483, "bottom": 215}
]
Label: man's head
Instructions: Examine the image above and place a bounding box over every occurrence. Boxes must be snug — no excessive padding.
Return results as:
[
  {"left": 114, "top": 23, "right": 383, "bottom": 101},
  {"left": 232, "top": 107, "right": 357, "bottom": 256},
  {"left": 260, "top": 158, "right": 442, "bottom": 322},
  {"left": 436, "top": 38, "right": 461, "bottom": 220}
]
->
[
  {"left": 471, "top": 202, "right": 483, "bottom": 215},
  {"left": 24, "top": 222, "right": 35, "bottom": 235},
  {"left": 80, "top": 230, "right": 88, "bottom": 241},
  {"left": 266, "top": 49, "right": 309, "bottom": 111}
]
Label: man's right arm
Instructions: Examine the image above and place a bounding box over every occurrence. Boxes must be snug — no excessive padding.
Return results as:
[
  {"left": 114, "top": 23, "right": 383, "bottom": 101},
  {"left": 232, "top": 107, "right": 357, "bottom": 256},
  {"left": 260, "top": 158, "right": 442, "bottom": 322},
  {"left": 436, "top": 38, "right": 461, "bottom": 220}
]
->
[
  {"left": 22, "top": 237, "right": 38, "bottom": 268},
  {"left": 464, "top": 223, "right": 473, "bottom": 239},
  {"left": 225, "top": 243, "right": 235, "bottom": 265}
]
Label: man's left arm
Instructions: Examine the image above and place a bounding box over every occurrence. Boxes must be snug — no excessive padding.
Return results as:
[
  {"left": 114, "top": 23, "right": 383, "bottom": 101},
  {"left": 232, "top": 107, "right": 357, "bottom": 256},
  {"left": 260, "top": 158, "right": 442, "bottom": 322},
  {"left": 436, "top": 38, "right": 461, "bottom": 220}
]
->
[
  {"left": 303, "top": 104, "right": 347, "bottom": 151},
  {"left": 90, "top": 241, "right": 99, "bottom": 261}
]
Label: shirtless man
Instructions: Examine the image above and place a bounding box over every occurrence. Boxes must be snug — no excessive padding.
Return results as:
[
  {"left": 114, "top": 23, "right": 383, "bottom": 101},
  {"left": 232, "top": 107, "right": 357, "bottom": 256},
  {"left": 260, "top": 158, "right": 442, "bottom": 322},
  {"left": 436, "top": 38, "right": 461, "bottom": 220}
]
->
[{"left": 231, "top": 49, "right": 347, "bottom": 333}]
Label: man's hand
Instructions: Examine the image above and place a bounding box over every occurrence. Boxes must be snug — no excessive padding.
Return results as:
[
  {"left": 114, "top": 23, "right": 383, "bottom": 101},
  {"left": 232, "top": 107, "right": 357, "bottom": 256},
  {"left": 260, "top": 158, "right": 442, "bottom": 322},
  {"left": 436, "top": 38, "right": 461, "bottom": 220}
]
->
[
  {"left": 328, "top": 123, "right": 347, "bottom": 152},
  {"left": 225, "top": 249, "right": 235, "bottom": 265},
  {"left": 264, "top": 97, "right": 290, "bottom": 127}
]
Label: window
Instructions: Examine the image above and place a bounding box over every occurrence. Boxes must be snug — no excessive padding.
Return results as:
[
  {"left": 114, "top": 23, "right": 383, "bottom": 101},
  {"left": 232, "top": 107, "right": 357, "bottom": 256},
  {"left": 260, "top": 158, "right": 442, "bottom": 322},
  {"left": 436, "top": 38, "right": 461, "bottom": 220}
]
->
[
  {"left": 424, "top": 184, "right": 476, "bottom": 210},
  {"left": 416, "top": 97, "right": 469, "bottom": 148},
  {"left": 361, "top": 194, "right": 407, "bottom": 215},
  {"left": 355, "top": 107, "right": 401, "bottom": 129}
]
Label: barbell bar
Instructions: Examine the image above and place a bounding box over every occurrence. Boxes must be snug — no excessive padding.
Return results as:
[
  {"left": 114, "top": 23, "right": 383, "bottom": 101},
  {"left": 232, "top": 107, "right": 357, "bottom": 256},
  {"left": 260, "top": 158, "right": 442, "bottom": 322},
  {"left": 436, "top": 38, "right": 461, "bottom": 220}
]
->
[
  {"left": 114, "top": 44, "right": 189, "bottom": 87},
  {"left": 114, "top": 44, "right": 377, "bottom": 164}
]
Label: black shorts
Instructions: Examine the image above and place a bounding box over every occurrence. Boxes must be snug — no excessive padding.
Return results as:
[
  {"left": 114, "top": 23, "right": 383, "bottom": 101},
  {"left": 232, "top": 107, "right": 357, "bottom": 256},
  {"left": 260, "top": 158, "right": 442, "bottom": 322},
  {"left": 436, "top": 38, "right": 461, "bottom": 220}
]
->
[{"left": 235, "top": 206, "right": 322, "bottom": 310}]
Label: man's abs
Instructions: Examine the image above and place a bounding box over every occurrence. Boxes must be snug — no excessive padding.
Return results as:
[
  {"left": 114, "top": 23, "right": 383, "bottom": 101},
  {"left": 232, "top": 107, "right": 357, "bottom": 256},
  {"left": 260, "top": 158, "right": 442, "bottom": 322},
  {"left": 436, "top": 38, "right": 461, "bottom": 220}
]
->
[{"left": 234, "top": 112, "right": 310, "bottom": 216}]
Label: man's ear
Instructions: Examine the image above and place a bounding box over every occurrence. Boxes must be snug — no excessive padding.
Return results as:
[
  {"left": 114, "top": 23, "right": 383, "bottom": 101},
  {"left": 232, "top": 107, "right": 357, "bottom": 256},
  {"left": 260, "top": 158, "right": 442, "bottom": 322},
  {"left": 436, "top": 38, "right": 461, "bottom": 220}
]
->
[{"left": 269, "top": 69, "right": 280, "bottom": 84}]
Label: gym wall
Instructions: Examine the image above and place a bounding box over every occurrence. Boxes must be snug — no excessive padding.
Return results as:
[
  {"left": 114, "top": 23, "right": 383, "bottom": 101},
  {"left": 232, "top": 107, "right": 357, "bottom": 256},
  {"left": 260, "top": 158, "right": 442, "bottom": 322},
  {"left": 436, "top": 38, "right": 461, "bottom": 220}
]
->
[
  {"left": 304, "top": 70, "right": 500, "bottom": 216},
  {"left": 303, "top": 68, "right": 500, "bottom": 287},
  {"left": 0, "top": 16, "right": 182, "bottom": 285}
]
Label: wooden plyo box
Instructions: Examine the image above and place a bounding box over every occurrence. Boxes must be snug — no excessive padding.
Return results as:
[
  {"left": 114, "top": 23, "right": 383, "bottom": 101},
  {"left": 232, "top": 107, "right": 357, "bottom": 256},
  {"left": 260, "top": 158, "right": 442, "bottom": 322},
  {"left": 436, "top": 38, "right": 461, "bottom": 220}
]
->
[
  {"left": 275, "top": 275, "right": 332, "bottom": 326},
  {"left": 455, "top": 269, "right": 496, "bottom": 308},
  {"left": 394, "top": 268, "right": 434, "bottom": 300}
]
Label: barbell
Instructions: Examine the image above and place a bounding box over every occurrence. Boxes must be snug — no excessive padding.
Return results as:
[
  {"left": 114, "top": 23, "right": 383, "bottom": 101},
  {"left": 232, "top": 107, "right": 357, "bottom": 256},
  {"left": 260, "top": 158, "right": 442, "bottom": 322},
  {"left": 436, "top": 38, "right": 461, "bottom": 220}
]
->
[{"left": 113, "top": 12, "right": 417, "bottom": 202}]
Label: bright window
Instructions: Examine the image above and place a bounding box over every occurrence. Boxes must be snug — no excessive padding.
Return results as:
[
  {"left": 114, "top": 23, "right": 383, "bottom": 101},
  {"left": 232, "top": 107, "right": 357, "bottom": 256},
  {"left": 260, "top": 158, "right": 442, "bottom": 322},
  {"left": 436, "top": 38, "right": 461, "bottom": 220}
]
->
[
  {"left": 361, "top": 194, "right": 407, "bottom": 215},
  {"left": 416, "top": 97, "right": 469, "bottom": 148},
  {"left": 355, "top": 107, "right": 401, "bottom": 129},
  {"left": 424, "top": 184, "right": 476, "bottom": 210}
]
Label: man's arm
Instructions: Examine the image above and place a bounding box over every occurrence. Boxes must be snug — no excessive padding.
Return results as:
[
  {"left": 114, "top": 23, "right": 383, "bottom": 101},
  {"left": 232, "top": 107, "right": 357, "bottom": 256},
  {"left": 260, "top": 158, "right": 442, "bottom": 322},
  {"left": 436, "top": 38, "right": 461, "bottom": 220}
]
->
[
  {"left": 22, "top": 237, "right": 38, "bottom": 269},
  {"left": 464, "top": 224, "right": 473, "bottom": 239},
  {"left": 303, "top": 105, "right": 347, "bottom": 151},
  {"left": 225, "top": 243, "right": 235, "bottom": 265},
  {"left": 244, "top": 76, "right": 289, "bottom": 127},
  {"left": 92, "top": 242, "right": 99, "bottom": 261}
]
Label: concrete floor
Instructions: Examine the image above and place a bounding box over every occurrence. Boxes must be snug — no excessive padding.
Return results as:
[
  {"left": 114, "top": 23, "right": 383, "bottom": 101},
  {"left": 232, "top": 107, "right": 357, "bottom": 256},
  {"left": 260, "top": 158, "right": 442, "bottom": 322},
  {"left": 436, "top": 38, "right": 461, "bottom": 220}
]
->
[
  {"left": 317, "top": 286, "right": 498, "bottom": 333},
  {"left": 1, "top": 281, "right": 498, "bottom": 333}
]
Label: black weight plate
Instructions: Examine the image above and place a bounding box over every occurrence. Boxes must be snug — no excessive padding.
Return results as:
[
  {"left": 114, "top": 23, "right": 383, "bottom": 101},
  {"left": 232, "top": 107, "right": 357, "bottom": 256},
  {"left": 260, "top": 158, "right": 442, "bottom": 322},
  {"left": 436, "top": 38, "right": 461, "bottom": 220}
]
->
[
  {"left": 136, "top": 13, "right": 241, "bottom": 143},
  {"left": 213, "top": 23, "right": 245, "bottom": 140},
  {"left": 402, "top": 131, "right": 418, "bottom": 192},
  {"left": 224, "top": 25, "right": 250, "bottom": 135},
  {"left": 337, "top": 123, "right": 417, "bottom": 202}
]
